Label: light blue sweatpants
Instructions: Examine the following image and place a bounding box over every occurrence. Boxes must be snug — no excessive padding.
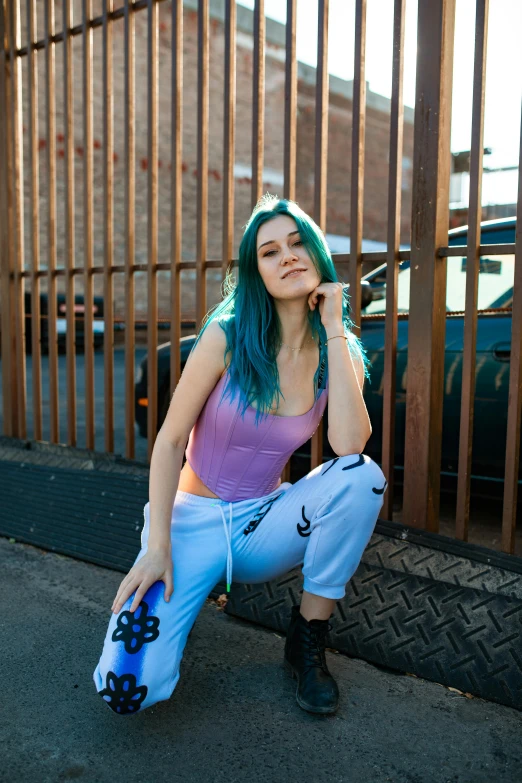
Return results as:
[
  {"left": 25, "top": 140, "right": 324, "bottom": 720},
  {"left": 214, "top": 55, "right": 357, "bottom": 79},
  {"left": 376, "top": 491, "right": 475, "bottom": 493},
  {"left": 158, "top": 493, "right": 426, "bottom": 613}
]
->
[{"left": 93, "top": 452, "right": 387, "bottom": 715}]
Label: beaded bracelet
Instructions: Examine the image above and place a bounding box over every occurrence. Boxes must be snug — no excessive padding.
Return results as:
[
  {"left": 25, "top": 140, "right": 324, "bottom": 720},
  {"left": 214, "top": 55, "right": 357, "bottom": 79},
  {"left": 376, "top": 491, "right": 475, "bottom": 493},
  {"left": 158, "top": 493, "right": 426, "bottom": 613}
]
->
[{"left": 325, "top": 334, "right": 347, "bottom": 344}]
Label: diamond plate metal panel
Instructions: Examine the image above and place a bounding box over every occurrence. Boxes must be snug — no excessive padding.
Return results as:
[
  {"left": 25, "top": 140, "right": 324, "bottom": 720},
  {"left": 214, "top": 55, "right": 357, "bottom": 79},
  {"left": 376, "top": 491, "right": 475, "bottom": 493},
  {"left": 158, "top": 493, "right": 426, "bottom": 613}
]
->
[
  {"left": 224, "top": 530, "right": 522, "bottom": 711},
  {"left": 1, "top": 449, "right": 521, "bottom": 711}
]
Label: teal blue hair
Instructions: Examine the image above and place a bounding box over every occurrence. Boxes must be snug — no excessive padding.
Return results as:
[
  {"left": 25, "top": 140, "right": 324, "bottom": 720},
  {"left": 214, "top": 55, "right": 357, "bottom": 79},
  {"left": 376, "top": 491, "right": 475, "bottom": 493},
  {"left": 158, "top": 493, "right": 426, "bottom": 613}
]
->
[{"left": 190, "top": 194, "right": 370, "bottom": 426}]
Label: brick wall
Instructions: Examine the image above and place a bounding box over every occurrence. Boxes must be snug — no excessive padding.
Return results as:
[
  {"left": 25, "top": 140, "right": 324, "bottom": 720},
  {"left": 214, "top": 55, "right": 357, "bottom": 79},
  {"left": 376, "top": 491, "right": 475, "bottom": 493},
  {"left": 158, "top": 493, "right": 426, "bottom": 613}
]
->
[{"left": 19, "top": 1, "right": 413, "bottom": 321}]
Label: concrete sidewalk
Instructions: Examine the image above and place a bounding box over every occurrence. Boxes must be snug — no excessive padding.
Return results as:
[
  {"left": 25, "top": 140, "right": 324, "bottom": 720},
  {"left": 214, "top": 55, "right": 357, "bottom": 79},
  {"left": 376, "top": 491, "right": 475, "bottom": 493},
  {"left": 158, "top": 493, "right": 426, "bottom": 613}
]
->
[{"left": 1, "top": 536, "right": 521, "bottom": 783}]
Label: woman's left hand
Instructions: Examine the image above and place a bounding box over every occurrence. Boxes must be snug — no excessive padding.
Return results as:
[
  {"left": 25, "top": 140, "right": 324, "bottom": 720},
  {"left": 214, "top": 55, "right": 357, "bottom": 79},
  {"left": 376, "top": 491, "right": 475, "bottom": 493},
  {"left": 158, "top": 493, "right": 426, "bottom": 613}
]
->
[{"left": 308, "top": 282, "right": 344, "bottom": 330}]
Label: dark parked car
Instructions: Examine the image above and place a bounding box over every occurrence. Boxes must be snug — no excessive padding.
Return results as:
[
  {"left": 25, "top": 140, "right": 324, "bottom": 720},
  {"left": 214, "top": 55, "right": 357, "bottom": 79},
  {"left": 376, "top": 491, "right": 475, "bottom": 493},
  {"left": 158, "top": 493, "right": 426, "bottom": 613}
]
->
[
  {"left": 135, "top": 217, "right": 518, "bottom": 492},
  {"left": 21, "top": 292, "right": 105, "bottom": 353}
]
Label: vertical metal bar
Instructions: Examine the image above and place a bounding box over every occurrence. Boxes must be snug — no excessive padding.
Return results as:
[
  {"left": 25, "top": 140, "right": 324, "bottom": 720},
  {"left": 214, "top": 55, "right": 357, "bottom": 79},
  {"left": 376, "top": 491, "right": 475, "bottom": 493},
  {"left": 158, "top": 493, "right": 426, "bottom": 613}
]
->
[
  {"left": 0, "top": 0, "right": 15, "bottom": 437},
  {"left": 102, "top": 0, "right": 114, "bottom": 453},
  {"left": 381, "top": 0, "right": 405, "bottom": 522},
  {"left": 170, "top": 0, "right": 183, "bottom": 394},
  {"left": 27, "top": 0, "right": 42, "bottom": 441},
  {"left": 283, "top": 0, "right": 296, "bottom": 202},
  {"left": 311, "top": 0, "right": 329, "bottom": 470},
  {"left": 83, "top": 0, "right": 95, "bottom": 449},
  {"left": 45, "top": 0, "right": 58, "bottom": 442},
  {"left": 501, "top": 102, "right": 522, "bottom": 553},
  {"left": 195, "top": 0, "right": 208, "bottom": 332},
  {"left": 222, "top": 0, "right": 235, "bottom": 279},
  {"left": 251, "top": 0, "right": 264, "bottom": 207},
  {"left": 146, "top": 0, "right": 158, "bottom": 463},
  {"left": 403, "top": 0, "right": 455, "bottom": 531},
  {"left": 63, "top": 0, "right": 77, "bottom": 447},
  {"left": 455, "top": 0, "right": 489, "bottom": 541},
  {"left": 10, "top": 0, "right": 26, "bottom": 438},
  {"left": 124, "top": 0, "right": 135, "bottom": 460},
  {"left": 281, "top": 0, "right": 297, "bottom": 483},
  {"left": 313, "top": 0, "right": 328, "bottom": 231},
  {"left": 348, "top": 0, "right": 367, "bottom": 331}
]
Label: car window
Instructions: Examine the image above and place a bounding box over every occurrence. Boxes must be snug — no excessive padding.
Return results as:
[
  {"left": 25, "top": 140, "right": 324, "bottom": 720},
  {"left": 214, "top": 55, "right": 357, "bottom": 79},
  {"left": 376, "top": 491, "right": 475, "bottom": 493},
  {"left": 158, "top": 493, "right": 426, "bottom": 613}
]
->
[
  {"left": 363, "top": 254, "right": 514, "bottom": 314},
  {"left": 364, "top": 263, "right": 410, "bottom": 314},
  {"left": 447, "top": 254, "right": 514, "bottom": 311}
]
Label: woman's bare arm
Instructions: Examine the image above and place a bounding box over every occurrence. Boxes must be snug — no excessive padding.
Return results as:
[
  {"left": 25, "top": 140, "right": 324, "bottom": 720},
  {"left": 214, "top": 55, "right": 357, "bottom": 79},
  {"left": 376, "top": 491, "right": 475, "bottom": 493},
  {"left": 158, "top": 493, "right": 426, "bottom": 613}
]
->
[
  {"left": 110, "top": 320, "right": 228, "bottom": 614},
  {"left": 147, "top": 319, "right": 228, "bottom": 549}
]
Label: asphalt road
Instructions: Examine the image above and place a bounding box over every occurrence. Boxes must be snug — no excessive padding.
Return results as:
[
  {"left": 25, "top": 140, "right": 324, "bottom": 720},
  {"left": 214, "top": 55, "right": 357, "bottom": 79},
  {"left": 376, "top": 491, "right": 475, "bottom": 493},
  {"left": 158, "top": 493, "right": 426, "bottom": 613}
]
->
[{"left": 1, "top": 536, "right": 521, "bottom": 783}]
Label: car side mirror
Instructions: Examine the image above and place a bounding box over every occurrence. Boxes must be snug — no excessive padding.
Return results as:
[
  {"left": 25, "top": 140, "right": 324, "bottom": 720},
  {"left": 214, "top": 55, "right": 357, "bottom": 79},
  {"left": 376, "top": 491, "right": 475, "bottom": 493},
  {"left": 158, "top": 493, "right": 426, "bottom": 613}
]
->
[
  {"left": 361, "top": 280, "right": 373, "bottom": 310},
  {"left": 342, "top": 280, "right": 373, "bottom": 310}
]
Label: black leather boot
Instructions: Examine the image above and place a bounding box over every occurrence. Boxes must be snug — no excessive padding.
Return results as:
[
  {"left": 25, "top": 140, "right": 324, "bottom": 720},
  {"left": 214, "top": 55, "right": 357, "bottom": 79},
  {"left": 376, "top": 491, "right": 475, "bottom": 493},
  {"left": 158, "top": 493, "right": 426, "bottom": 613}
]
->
[{"left": 283, "top": 603, "right": 339, "bottom": 714}]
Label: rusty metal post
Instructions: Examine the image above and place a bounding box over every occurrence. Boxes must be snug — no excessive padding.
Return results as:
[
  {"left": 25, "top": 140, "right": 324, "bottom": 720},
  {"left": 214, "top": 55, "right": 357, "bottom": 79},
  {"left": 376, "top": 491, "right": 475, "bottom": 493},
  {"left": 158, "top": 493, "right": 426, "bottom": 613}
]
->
[
  {"left": 146, "top": 0, "right": 159, "bottom": 462},
  {"left": 102, "top": 0, "right": 115, "bottom": 454},
  {"left": 27, "top": 0, "right": 43, "bottom": 442},
  {"left": 0, "top": 0, "right": 16, "bottom": 438},
  {"left": 381, "top": 0, "right": 406, "bottom": 521},
  {"left": 222, "top": 0, "right": 235, "bottom": 279},
  {"left": 281, "top": 0, "right": 296, "bottom": 483},
  {"left": 310, "top": 0, "right": 329, "bottom": 470},
  {"left": 502, "top": 100, "right": 522, "bottom": 554},
  {"left": 455, "top": 0, "right": 489, "bottom": 540},
  {"left": 45, "top": 0, "right": 58, "bottom": 443},
  {"left": 283, "top": 0, "right": 296, "bottom": 203},
  {"left": 123, "top": 0, "right": 136, "bottom": 460},
  {"left": 403, "top": 0, "right": 455, "bottom": 531},
  {"left": 313, "top": 0, "right": 328, "bottom": 233},
  {"left": 63, "top": 0, "right": 77, "bottom": 447},
  {"left": 348, "top": 0, "right": 366, "bottom": 331},
  {"left": 82, "top": 0, "right": 95, "bottom": 450},
  {"left": 8, "top": 0, "right": 26, "bottom": 439},
  {"left": 170, "top": 0, "right": 183, "bottom": 394},
  {"left": 195, "top": 0, "right": 208, "bottom": 332},
  {"left": 251, "top": 0, "right": 265, "bottom": 207}
]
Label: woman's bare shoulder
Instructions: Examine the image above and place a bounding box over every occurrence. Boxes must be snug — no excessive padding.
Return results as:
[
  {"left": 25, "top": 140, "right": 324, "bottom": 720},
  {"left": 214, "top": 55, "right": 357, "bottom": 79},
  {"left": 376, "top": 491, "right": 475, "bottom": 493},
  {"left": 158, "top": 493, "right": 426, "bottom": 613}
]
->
[{"left": 157, "top": 319, "right": 230, "bottom": 446}]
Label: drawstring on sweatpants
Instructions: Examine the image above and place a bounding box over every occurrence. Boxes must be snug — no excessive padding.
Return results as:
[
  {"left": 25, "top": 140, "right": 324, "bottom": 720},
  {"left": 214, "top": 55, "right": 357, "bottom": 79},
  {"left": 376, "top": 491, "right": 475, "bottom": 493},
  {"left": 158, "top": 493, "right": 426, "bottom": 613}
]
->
[{"left": 216, "top": 502, "right": 234, "bottom": 594}]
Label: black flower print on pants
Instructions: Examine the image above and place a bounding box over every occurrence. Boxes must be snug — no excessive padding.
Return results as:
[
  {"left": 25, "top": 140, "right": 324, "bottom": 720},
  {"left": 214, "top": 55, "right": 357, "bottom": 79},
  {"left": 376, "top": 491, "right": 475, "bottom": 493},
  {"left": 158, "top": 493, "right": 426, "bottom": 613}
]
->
[
  {"left": 100, "top": 671, "right": 148, "bottom": 715},
  {"left": 112, "top": 599, "right": 160, "bottom": 654}
]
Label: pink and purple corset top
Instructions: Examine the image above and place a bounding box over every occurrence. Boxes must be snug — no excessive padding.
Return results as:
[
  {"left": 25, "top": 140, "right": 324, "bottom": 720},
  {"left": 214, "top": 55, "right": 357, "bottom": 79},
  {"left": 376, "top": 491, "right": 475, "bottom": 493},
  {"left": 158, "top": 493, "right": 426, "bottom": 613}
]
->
[{"left": 185, "top": 368, "right": 328, "bottom": 502}]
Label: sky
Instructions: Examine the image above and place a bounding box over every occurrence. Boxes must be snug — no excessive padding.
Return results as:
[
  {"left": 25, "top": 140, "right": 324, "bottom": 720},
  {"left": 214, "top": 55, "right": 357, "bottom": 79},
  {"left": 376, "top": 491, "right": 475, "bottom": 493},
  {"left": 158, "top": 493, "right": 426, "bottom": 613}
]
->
[{"left": 238, "top": 0, "right": 522, "bottom": 205}]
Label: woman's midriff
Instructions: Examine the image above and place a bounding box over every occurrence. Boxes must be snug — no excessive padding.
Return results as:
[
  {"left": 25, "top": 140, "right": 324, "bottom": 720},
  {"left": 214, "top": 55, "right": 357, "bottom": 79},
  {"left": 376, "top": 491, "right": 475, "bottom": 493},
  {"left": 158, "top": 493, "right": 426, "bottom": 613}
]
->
[{"left": 178, "top": 458, "right": 282, "bottom": 499}]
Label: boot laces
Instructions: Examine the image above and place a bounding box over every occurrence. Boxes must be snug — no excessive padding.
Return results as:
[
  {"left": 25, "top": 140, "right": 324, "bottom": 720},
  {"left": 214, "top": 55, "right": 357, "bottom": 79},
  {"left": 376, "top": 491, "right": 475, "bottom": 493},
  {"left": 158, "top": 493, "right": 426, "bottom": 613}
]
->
[{"left": 302, "top": 621, "right": 333, "bottom": 674}]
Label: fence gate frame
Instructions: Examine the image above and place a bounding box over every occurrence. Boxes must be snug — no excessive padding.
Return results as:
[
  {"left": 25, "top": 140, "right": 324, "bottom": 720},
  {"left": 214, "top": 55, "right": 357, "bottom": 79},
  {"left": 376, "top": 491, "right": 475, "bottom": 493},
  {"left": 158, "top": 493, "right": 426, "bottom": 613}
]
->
[{"left": 0, "top": 0, "right": 521, "bottom": 556}]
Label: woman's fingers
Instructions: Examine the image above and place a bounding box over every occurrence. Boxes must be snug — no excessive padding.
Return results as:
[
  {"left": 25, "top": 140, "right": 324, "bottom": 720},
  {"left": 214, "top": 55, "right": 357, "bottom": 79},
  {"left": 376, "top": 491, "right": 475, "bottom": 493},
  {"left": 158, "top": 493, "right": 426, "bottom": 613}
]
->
[
  {"left": 112, "top": 576, "right": 140, "bottom": 614},
  {"left": 112, "top": 571, "right": 142, "bottom": 613},
  {"left": 163, "top": 567, "right": 174, "bottom": 602},
  {"left": 111, "top": 575, "right": 131, "bottom": 612},
  {"left": 129, "top": 580, "right": 153, "bottom": 613},
  {"left": 110, "top": 553, "right": 173, "bottom": 614}
]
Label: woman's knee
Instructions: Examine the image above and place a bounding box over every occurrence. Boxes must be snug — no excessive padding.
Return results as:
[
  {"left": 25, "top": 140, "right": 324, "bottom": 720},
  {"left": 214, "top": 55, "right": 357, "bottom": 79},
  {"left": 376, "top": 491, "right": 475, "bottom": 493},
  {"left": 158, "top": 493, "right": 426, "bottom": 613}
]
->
[
  {"left": 93, "top": 585, "right": 181, "bottom": 715},
  {"left": 321, "top": 453, "right": 387, "bottom": 494}
]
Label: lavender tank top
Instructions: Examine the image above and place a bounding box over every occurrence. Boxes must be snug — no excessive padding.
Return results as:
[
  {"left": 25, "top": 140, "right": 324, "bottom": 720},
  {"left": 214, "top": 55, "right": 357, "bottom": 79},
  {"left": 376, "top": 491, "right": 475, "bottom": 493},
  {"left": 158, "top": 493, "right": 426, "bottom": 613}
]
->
[{"left": 185, "top": 367, "right": 328, "bottom": 502}]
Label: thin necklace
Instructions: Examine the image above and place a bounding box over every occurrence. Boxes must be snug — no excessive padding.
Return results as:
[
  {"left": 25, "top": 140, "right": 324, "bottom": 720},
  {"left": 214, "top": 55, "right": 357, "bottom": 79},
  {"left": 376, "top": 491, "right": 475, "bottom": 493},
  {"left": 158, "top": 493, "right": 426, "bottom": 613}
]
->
[{"left": 279, "top": 336, "right": 316, "bottom": 352}]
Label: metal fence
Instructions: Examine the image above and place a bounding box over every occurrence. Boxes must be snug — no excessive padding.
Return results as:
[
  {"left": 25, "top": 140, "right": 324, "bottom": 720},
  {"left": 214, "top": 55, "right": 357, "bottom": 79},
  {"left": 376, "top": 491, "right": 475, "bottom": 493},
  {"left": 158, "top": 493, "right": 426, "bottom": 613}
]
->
[{"left": 0, "top": 0, "right": 520, "bottom": 554}]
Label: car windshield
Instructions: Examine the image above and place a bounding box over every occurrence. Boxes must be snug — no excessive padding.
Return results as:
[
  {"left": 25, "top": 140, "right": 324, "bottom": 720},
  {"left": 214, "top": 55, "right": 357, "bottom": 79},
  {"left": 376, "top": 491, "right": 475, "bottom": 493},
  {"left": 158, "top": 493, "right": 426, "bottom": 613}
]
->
[{"left": 364, "top": 253, "right": 514, "bottom": 314}]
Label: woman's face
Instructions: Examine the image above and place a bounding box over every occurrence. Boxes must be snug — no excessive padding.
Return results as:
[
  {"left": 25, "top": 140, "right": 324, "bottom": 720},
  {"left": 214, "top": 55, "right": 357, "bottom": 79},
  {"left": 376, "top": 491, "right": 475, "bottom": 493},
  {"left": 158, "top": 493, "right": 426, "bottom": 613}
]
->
[{"left": 256, "top": 214, "right": 321, "bottom": 300}]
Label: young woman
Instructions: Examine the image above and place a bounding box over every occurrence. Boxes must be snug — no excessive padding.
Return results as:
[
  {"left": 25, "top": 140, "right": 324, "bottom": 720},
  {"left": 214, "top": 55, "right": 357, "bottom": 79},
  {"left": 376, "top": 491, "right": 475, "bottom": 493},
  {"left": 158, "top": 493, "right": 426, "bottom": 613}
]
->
[{"left": 93, "top": 195, "right": 387, "bottom": 716}]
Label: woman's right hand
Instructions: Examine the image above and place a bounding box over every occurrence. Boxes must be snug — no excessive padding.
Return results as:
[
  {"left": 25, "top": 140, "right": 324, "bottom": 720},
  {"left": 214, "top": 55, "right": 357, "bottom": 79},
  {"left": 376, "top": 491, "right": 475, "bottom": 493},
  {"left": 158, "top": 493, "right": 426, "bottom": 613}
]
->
[{"left": 111, "top": 547, "right": 174, "bottom": 615}]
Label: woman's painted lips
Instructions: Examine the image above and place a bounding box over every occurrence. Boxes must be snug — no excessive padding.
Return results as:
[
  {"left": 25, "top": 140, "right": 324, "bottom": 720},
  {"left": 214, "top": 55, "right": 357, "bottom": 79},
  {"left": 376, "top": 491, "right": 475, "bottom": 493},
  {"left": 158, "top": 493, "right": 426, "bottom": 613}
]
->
[{"left": 282, "top": 269, "right": 306, "bottom": 279}]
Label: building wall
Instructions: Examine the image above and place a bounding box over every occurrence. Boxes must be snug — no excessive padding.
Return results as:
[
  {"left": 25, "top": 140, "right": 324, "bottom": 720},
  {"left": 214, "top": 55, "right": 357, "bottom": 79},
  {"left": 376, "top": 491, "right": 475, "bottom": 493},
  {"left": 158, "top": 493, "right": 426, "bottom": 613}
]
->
[{"left": 19, "top": 1, "right": 414, "bottom": 322}]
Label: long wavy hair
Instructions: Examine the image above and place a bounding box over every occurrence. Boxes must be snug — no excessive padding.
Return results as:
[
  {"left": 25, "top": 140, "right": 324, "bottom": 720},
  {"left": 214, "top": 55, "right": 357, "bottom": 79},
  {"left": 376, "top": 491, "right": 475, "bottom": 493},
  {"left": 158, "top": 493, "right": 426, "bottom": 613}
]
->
[{"left": 189, "top": 194, "right": 370, "bottom": 426}]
